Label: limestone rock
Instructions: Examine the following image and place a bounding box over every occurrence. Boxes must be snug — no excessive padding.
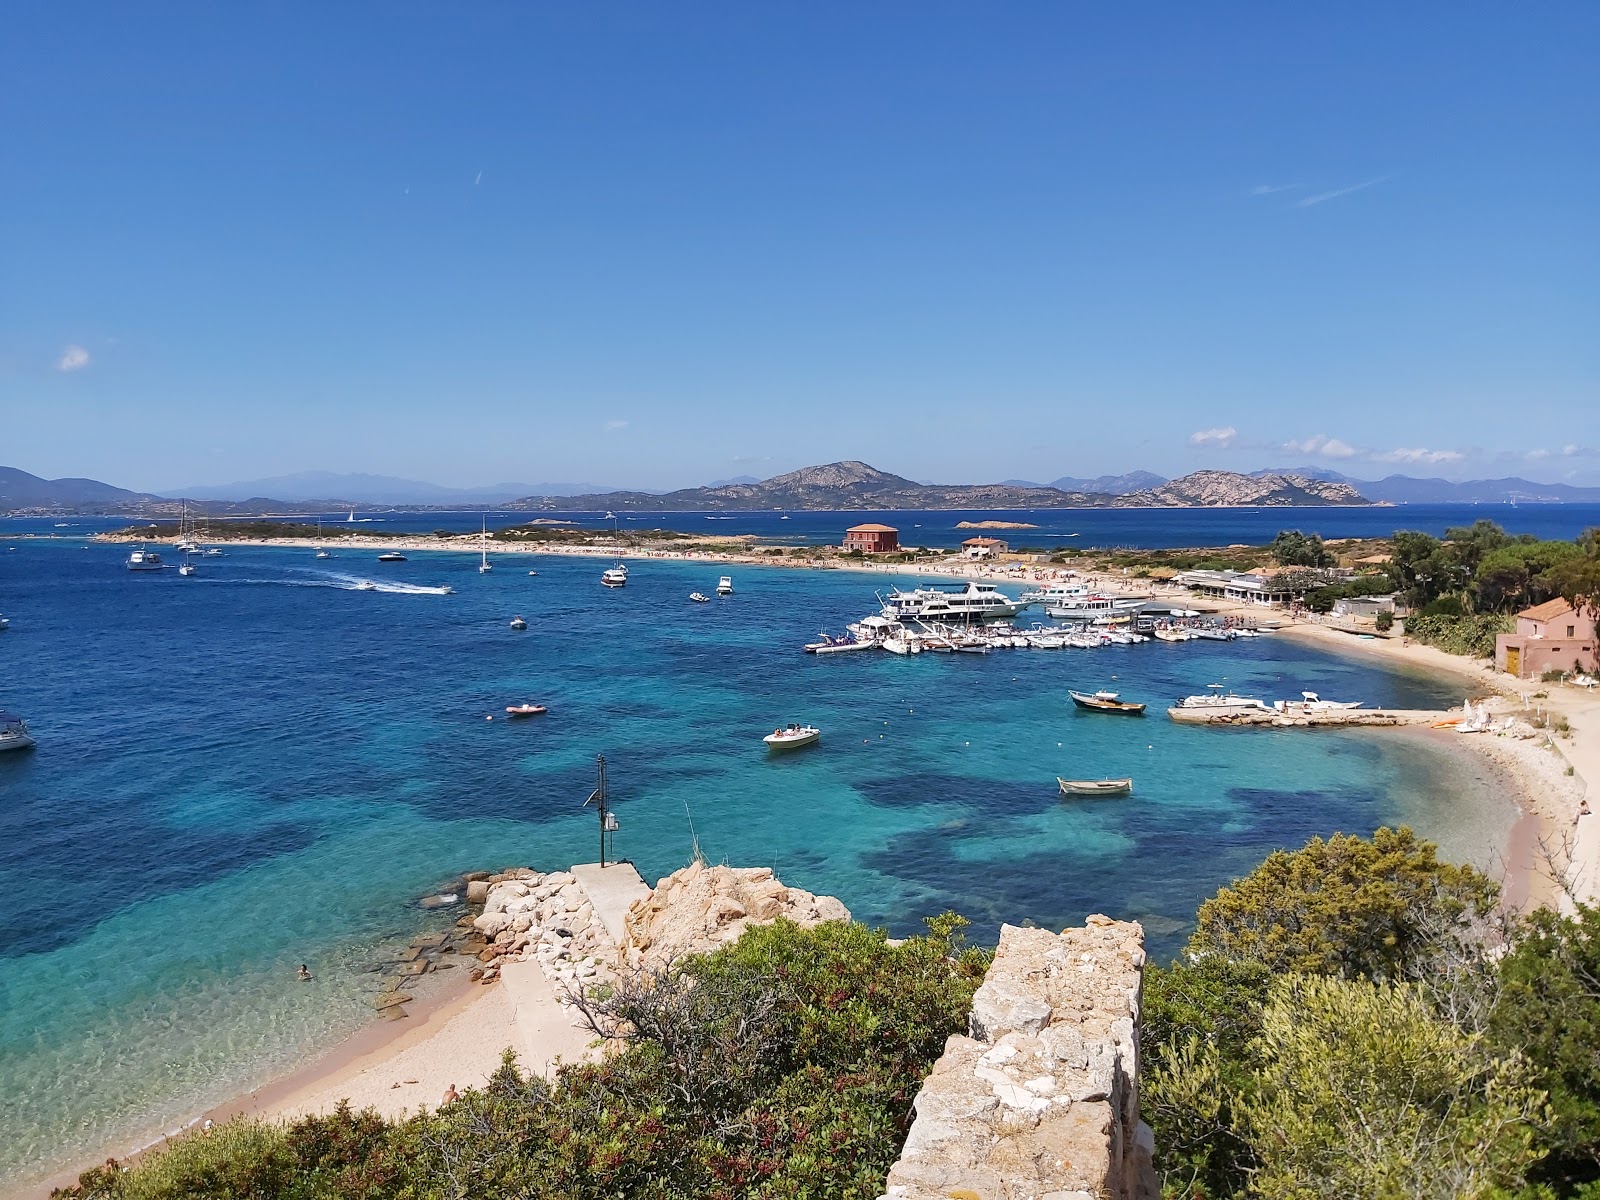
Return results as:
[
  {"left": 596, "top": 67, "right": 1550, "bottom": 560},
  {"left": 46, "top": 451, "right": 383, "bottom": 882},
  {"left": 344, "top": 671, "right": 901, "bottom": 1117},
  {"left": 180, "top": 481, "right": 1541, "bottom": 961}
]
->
[
  {"left": 474, "top": 912, "right": 511, "bottom": 938},
  {"left": 466, "top": 880, "right": 490, "bottom": 905},
  {"left": 882, "top": 919, "right": 1154, "bottom": 1200},
  {"left": 621, "top": 862, "right": 851, "bottom": 970}
]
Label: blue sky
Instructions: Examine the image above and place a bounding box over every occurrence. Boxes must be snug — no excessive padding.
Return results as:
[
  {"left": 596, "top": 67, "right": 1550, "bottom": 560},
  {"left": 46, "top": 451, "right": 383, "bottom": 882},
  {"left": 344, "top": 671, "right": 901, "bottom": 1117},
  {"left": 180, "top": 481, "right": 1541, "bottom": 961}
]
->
[{"left": 5, "top": 3, "right": 1596, "bottom": 490}]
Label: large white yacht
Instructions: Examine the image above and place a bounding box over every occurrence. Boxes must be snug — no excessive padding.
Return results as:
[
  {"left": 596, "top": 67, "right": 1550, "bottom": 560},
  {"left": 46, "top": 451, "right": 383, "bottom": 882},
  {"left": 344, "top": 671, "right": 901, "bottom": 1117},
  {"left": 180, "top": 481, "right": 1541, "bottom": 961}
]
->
[
  {"left": 1020, "top": 582, "right": 1090, "bottom": 605},
  {"left": 601, "top": 565, "right": 629, "bottom": 588},
  {"left": 880, "top": 581, "right": 1025, "bottom": 623},
  {"left": 1172, "top": 685, "right": 1271, "bottom": 716},
  {"left": 127, "top": 547, "right": 165, "bottom": 571},
  {"left": 1045, "top": 594, "right": 1144, "bottom": 618},
  {"left": 0, "top": 712, "right": 35, "bottom": 752}
]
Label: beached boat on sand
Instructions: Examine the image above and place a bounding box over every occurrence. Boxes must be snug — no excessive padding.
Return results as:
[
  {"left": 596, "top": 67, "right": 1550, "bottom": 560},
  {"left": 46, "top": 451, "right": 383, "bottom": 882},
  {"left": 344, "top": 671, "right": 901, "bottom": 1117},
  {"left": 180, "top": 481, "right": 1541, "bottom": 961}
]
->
[{"left": 1058, "top": 777, "right": 1132, "bottom": 797}]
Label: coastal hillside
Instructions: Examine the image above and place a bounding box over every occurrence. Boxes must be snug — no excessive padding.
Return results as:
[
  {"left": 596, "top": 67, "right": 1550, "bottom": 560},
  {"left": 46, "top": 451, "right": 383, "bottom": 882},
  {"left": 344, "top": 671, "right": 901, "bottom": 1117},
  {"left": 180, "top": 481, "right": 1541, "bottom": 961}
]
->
[
  {"left": 0, "top": 466, "right": 158, "bottom": 512},
  {"left": 1114, "top": 470, "right": 1369, "bottom": 507},
  {"left": 506, "top": 460, "right": 1107, "bottom": 511}
]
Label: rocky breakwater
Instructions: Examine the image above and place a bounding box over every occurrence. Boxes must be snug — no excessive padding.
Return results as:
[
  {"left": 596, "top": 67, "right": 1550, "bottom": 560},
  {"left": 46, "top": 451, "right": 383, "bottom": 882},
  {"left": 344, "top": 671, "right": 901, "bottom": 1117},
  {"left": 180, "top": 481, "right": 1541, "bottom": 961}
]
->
[
  {"left": 882, "top": 915, "right": 1156, "bottom": 1200},
  {"left": 620, "top": 861, "right": 851, "bottom": 969},
  {"left": 467, "top": 869, "right": 613, "bottom": 994}
]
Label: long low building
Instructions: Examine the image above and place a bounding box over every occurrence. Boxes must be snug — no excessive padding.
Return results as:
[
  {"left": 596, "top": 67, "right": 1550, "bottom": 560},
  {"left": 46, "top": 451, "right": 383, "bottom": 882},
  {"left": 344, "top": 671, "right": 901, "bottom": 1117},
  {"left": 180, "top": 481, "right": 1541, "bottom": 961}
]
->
[{"left": 1173, "top": 568, "right": 1339, "bottom": 606}]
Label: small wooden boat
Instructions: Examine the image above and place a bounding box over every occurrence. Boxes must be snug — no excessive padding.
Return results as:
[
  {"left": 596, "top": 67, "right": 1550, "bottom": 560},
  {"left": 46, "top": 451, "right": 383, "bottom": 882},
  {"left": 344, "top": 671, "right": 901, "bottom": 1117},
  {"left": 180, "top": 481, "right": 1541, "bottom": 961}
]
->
[
  {"left": 505, "top": 704, "right": 547, "bottom": 718},
  {"left": 1058, "top": 777, "right": 1133, "bottom": 797},
  {"left": 509, "top": 615, "right": 527, "bottom": 630},
  {"left": 764, "top": 723, "right": 820, "bottom": 750},
  {"left": 1069, "top": 689, "right": 1146, "bottom": 715}
]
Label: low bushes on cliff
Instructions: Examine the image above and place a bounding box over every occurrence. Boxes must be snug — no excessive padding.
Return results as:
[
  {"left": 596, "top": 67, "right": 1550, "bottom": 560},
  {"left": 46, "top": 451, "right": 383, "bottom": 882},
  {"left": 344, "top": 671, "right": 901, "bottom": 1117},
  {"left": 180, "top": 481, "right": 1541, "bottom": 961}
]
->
[
  {"left": 1143, "top": 826, "right": 1600, "bottom": 1200},
  {"left": 57, "top": 915, "right": 987, "bottom": 1200}
]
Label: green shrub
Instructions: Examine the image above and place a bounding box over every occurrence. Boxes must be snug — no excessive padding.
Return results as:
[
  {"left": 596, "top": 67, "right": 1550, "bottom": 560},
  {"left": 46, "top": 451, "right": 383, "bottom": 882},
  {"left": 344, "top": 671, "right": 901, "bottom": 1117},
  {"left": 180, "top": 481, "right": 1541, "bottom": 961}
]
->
[
  {"left": 1405, "top": 612, "right": 1513, "bottom": 658},
  {"left": 1375, "top": 610, "right": 1394, "bottom": 632},
  {"left": 56, "top": 917, "right": 987, "bottom": 1200}
]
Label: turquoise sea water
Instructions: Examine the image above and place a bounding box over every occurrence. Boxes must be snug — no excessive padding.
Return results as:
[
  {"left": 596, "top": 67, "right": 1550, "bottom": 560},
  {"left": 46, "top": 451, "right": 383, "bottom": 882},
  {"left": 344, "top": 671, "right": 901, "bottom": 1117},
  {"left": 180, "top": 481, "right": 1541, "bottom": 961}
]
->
[{"left": 0, "top": 538, "right": 1500, "bottom": 1189}]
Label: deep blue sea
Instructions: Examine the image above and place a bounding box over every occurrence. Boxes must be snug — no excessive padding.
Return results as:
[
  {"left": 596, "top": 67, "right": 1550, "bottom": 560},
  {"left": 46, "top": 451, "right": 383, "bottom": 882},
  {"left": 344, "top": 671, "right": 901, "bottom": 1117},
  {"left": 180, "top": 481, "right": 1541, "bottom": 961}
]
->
[
  {"left": 56, "top": 500, "right": 1600, "bottom": 549},
  {"left": 0, "top": 516, "right": 1538, "bottom": 1188}
]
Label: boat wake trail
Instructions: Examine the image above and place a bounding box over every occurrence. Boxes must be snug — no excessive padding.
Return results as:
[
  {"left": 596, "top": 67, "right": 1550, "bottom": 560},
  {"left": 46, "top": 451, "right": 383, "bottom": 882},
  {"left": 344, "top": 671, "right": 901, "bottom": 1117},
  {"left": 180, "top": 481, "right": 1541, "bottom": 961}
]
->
[{"left": 320, "top": 572, "right": 453, "bottom": 595}]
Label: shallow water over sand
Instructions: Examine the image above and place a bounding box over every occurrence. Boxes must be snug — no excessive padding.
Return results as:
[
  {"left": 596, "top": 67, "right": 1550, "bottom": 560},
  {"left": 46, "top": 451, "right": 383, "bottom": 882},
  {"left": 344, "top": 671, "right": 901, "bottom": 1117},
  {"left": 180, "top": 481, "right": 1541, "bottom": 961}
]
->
[{"left": 0, "top": 539, "right": 1495, "bottom": 1188}]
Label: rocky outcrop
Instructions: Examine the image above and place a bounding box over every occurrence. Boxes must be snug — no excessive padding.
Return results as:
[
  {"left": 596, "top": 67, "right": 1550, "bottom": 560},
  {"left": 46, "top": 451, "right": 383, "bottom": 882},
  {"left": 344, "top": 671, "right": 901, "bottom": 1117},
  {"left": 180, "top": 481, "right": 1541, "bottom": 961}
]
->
[
  {"left": 621, "top": 862, "right": 851, "bottom": 970},
  {"left": 882, "top": 916, "right": 1156, "bottom": 1200},
  {"left": 473, "top": 869, "right": 615, "bottom": 992},
  {"left": 1115, "top": 470, "right": 1368, "bottom": 508}
]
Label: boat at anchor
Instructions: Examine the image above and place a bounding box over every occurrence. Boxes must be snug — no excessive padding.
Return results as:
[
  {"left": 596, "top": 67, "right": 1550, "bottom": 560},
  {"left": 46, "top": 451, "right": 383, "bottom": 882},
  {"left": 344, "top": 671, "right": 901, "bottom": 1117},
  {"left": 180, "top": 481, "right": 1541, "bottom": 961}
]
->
[
  {"left": 764, "top": 723, "right": 821, "bottom": 750},
  {"left": 1068, "top": 689, "right": 1146, "bottom": 715},
  {"left": 1058, "top": 777, "right": 1132, "bottom": 797}
]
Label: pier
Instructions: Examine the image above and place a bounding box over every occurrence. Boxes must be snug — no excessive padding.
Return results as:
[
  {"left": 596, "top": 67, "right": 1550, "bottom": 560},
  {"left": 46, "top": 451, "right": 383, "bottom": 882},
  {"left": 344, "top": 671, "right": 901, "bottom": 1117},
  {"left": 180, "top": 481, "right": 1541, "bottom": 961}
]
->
[{"left": 1167, "top": 707, "right": 1442, "bottom": 728}]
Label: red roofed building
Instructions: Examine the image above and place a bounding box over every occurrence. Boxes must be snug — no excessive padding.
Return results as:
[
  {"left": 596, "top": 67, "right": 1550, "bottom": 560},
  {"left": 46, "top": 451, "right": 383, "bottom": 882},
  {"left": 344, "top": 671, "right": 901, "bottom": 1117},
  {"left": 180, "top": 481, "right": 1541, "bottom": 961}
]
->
[
  {"left": 962, "top": 536, "right": 1008, "bottom": 559},
  {"left": 1495, "top": 599, "right": 1596, "bottom": 678},
  {"left": 843, "top": 523, "right": 898, "bottom": 554}
]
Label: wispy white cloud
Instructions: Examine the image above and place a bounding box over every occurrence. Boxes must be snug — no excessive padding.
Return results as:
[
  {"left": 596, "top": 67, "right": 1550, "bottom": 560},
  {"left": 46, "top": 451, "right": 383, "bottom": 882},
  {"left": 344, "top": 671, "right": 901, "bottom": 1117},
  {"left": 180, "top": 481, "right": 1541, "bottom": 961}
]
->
[
  {"left": 1297, "top": 176, "right": 1389, "bottom": 208},
  {"left": 604, "top": 418, "right": 629, "bottom": 432},
  {"left": 1188, "top": 426, "right": 1238, "bottom": 449},
  {"left": 1371, "top": 446, "right": 1465, "bottom": 465},
  {"left": 1561, "top": 444, "right": 1598, "bottom": 458},
  {"left": 1282, "top": 434, "right": 1359, "bottom": 459},
  {"left": 56, "top": 344, "right": 90, "bottom": 372},
  {"left": 1248, "top": 183, "right": 1302, "bottom": 197},
  {"left": 1525, "top": 448, "right": 1551, "bottom": 460}
]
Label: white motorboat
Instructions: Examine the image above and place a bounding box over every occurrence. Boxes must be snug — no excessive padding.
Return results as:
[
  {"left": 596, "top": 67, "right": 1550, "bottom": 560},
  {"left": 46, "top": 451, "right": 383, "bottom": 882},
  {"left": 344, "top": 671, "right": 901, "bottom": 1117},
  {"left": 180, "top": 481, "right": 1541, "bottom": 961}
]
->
[
  {"left": 0, "top": 614, "right": 9, "bottom": 631},
  {"left": 377, "top": 552, "right": 407, "bottom": 562},
  {"left": 1153, "top": 627, "right": 1192, "bottom": 642},
  {"left": 0, "top": 712, "right": 36, "bottom": 752},
  {"left": 1172, "top": 685, "right": 1271, "bottom": 716},
  {"left": 690, "top": 592, "right": 711, "bottom": 603},
  {"left": 127, "top": 547, "right": 165, "bottom": 571},
  {"left": 354, "top": 580, "right": 377, "bottom": 591},
  {"left": 764, "top": 723, "right": 821, "bottom": 750},
  {"left": 1274, "top": 691, "right": 1363, "bottom": 714},
  {"left": 881, "top": 581, "right": 1026, "bottom": 623},
  {"left": 717, "top": 576, "right": 733, "bottom": 595},
  {"left": 601, "top": 565, "right": 628, "bottom": 588},
  {"left": 510, "top": 615, "right": 527, "bottom": 630}
]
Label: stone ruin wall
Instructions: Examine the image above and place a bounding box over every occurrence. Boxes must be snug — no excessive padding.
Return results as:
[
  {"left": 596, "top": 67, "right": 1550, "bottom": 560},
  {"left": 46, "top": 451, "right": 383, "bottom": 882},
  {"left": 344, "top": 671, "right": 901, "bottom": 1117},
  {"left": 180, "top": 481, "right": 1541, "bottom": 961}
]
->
[{"left": 882, "top": 916, "right": 1156, "bottom": 1200}]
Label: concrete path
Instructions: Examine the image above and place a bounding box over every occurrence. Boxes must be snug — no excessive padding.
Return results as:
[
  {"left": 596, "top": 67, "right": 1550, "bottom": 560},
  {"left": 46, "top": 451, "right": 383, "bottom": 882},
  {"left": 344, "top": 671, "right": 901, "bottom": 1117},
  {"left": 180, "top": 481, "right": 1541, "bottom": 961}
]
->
[
  {"left": 499, "top": 959, "right": 597, "bottom": 1073},
  {"left": 570, "top": 862, "right": 651, "bottom": 944}
]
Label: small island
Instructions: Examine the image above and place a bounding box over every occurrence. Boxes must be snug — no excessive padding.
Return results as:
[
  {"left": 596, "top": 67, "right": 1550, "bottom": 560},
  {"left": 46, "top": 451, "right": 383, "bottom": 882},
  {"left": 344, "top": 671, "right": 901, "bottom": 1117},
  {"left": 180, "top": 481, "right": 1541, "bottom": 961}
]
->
[{"left": 955, "top": 520, "right": 1039, "bottom": 530}]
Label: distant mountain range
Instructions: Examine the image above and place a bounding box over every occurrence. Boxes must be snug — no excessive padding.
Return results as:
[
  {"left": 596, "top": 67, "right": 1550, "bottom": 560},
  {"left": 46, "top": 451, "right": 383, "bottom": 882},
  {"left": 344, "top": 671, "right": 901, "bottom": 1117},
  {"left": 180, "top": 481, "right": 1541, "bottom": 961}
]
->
[
  {"left": 5, "top": 461, "right": 1600, "bottom": 516},
  {"left": 503, "top": 461, "right": 1364, "bottom": 511},
  {"left": 164, "top": 471, "right": 636, "bottom": 505}
]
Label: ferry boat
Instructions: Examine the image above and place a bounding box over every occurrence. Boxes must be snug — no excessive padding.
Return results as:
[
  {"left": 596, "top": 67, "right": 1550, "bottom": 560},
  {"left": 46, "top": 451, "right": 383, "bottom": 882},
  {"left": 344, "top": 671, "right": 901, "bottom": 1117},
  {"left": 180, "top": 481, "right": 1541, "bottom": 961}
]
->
[
  {"left": 126, "top": 547, "right": 165, "bottom": 571},
  {"left": 601, "top": 565, "right": 628, "bottom": 588},
  {"left": 764, "top": 723, "right": 820, "bottom": 750},
  {"left": 1171, "top": 685, "right": 1271, "bottom": 716},
  {"left": 1021, "top": 582, "right": 1090, "bottom": 606},
  {"left": 1044, "top": 594, "right": 1144, "bottom": 619},
  {"left": 880, "top": 581, "right": 1025, "bottom": 623},
  {"left": 717, "top": 576, "right": 734, "bottom": 595},
  {"left": 0, "top": 712, "right": 36, "bottom": 753}
]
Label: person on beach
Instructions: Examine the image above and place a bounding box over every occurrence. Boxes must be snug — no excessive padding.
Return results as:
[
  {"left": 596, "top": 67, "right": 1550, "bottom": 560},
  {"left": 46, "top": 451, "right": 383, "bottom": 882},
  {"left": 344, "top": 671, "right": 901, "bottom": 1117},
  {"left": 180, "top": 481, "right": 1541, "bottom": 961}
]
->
[
  {"left": 297, "top": 964, "right": 313, "bottom": 981},
  {"left": 441, "top": 1084, "right": 459, "bottom": 1105},
  {"left": 1579, "top": 799, "right": 1592, "bottom": 825}
]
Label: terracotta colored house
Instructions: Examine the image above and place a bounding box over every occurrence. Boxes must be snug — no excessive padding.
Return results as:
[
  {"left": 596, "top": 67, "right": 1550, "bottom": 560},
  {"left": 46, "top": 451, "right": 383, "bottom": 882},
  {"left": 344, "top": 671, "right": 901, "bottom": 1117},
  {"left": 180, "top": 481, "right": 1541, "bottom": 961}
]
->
[
  {"left": 1495, "top": 599, "right": 1597, "bottom": 678},
  {"left": 842, "top": 523, "right": 898, "bottom": 554},
  {"left": 962, "top": 536, "right": 1008, "bottom": 559}
]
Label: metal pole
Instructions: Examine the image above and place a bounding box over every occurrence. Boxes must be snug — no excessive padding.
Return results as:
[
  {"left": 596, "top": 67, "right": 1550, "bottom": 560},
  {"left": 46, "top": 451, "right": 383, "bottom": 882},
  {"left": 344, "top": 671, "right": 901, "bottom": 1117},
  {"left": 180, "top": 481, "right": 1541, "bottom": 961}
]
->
[{"left": 596, "top": 754, "right": 607, "bottom": 868}]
